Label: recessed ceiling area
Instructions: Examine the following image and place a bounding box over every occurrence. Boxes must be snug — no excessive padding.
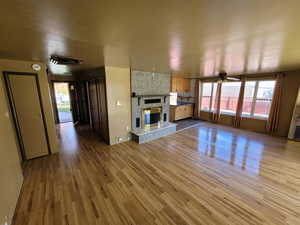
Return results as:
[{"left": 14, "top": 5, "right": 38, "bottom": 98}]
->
[{"left": 1, "top": 0, "right": 300, "bottom": 76}]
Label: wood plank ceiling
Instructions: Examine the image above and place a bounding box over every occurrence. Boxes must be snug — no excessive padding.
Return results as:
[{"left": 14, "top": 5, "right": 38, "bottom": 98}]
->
[{"left": 1, "top": 0, "right": 300, "bottom": 77}]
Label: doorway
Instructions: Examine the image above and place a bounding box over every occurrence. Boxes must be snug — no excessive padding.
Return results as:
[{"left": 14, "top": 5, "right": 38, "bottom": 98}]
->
[{"left": 54, "top": 82, "right": 73, "bottom": 123}]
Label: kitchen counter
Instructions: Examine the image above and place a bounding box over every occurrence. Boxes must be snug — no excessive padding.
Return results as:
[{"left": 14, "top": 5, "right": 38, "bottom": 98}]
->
[{"left": 169, "top": 103, "right": 194, "bottom": 121}]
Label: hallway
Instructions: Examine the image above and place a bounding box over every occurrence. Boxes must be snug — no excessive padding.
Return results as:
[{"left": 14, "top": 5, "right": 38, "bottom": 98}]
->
[{"left": 13, "top": 122, "right": 300, "bottom": 225}]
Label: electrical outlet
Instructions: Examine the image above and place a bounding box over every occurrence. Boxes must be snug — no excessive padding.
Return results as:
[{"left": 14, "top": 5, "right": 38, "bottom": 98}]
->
[
  {"left": 126, "top": 126, "right": 130, "bottom": 131},
  {"left": 117, "top": 136, "right": 131, "bottom": 143}
]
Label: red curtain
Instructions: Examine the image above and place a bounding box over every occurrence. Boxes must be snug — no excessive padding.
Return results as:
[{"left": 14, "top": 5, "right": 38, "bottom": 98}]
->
[
  {"left": 266, "top": 74, "right": 284, "bottom": 133},
  {"left": 211, "top": 82, "right": 222, "bottom": 122},
  {"left": 193, "top": 80, "right": 200, "bottom": 119},
  {"left": 233, "top": 78, "right": 246, "bottom": 127}
]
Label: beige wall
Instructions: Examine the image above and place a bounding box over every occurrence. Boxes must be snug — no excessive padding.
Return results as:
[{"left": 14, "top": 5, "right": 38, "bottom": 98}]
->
[
  {"left": 0, "top": 59, "right": 59, "bottom": 224},
  {"left": 0, "top": 59, "right": 59, "bottom": 153},
  {"left": 105, "top": 66, "right": 131, "bottom": 145},
  {"left": 0, "top": 73, "right": 23, "bottom": 225},
  {"left": 199, "top": 70, "right": 300, "bottom": 137}
]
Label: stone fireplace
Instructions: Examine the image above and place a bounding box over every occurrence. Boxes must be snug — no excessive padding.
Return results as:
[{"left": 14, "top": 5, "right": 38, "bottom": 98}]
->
[
  {"left": 132, "top": 95, "right": 169, "bottom": 130},
  {"left": 130, "top": 71, "right": 176, "bottom": 143},
  {"left": 142, "top": 107, "right": 162, "bottom": 129}
]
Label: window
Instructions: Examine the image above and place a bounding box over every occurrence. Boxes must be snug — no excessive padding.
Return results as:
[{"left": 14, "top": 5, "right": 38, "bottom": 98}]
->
[
  {"left": 200, "top": 80, "right": 276, "bottom": 119},
  {"left": 254, "top": 81, "right": 276, "bottom": 117},
  {"left": 242, "top": 80, "right": 276, "bottom": 118},
  {"left": 219, "top": 82, "right": 241, "bottom": 115},
  {"left": 201, "top": 83, "right": 213, "bottom": 111}
]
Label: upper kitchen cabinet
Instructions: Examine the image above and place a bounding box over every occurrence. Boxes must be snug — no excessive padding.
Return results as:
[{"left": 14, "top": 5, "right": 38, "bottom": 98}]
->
[{"left": 171, "top": 77, "right": 191, "bottom": 93}]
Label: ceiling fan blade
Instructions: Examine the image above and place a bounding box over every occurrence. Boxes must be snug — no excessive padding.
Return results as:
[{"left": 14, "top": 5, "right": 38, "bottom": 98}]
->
[{"left": 227, "top": 77, "right": 241, "bottom": 81}]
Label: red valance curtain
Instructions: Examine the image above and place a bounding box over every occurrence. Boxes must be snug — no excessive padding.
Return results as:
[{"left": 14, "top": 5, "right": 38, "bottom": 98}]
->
[
  {"left": 233, "top": 78, "right": 246, "bottom": 127},
  {"left": 211, "top": 82, "right": 222, "bottom": 122},
  {"left": 266, "top": 74, "right": 284, "bottom": 133},
  {"left": 193, "top": 80, "right": 201, "bottom": 119}
]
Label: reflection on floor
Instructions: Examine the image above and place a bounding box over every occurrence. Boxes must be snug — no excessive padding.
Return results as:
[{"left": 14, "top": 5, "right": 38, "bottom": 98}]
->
[
  {"left": 14, "top": 122, "right": 300, "bottom": 225},
  {"left": 58, "top": 111, "right": 73, "bottom": 123},
  {"left": 174, "top": 118, "right": 202, "bottom": 131}
]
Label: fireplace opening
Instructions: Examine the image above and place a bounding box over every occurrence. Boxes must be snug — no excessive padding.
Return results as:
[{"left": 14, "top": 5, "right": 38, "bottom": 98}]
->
[{"left": 142, "top": 107, "right": 162, "bottom": 129}]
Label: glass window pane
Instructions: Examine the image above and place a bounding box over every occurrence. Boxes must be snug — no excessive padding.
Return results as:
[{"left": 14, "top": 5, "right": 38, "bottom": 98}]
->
[
  {"left": 254, "top": 80, "right": 276, "bottom": 117},
  {"left": 242, "top": 81, "right": 256, "bottom": 116},
  {"left": 201, "top": 97, "right": 211, "bottom": 110},
  {"left": 254, "top": 100, "right": 272, "bottom": 117},
  {"left": 201, "top": 83, "right": 212, "bottom": 111},
  {"left": 202, "top": 83, "right": 212, "bottom": 96},
  {"left": 256, "top": 81, "right": 276, "bottom": 100},
  {"left": 220, "top": 82, "right": 241, "bottom": 114}
]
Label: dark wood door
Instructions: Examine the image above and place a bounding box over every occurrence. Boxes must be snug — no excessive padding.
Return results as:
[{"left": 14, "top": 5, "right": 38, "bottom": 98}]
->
[
  {"left": 97, "top": 77, "right": 109, "bottom": 143},
  {"left": 88, "top": 80, "right": 100, "bottom": 132},
  {"left": 86, "top": 78, "right": 109, "bottom": 144}
]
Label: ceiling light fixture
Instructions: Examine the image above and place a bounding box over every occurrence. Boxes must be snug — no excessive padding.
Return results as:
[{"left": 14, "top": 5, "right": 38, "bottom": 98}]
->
[
  {"left": 50, "top": 57, "right": 59, "bottom": 64},
  {"left": 49, "top": 55, "right": 83, "bottom": 65}
]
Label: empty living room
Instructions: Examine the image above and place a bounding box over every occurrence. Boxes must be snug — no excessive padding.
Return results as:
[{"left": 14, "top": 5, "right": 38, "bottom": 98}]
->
[{"left": 1, "top": 1, "right": 300, "bottom": 225}]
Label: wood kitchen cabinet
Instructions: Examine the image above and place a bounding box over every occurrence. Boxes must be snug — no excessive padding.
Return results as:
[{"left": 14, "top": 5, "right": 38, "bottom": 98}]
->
[
  {"left": 170, "top": 104, "right": 194, "bottom": 121},
  {"left": 171, "top": 77, "right": 191, "bottom": 93}
]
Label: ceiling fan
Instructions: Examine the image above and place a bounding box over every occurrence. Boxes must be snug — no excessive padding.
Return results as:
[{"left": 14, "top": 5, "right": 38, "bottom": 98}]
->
[{"left": 217, "top": 71, "right": 241, "bottom": 82}]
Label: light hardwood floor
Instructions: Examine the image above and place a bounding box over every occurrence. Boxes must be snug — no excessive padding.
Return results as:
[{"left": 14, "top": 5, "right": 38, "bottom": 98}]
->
[{"left": 13, "top": 122, "right": 300, "bottom": 225}]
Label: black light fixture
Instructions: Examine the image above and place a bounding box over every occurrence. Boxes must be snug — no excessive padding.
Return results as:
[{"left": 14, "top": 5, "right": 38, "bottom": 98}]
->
[
  {"left": 217, "top": 71, "right": 241, "bottom": 82},
  {"left": 50, "top": 56, "right": 59, "bottom": 64},
  {"left": 49, "top": 55, "right": 83, "bottom": 65}
]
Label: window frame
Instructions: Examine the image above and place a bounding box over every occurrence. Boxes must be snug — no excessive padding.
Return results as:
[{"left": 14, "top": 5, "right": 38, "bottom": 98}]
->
[
  {"left": 242, "top": 80, "right": 276, "bottom": 120},
  {"left": 199, "top": 80, "right": 276, "bottom": 120},
  {"left": 200, "top": 82, "right": 216, "bottom": 112},
  {"left": 219, "top": 81, "right": 242, "bottom": 116}
]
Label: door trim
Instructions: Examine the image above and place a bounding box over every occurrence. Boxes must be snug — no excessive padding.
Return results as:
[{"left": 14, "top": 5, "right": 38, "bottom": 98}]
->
[
  {"left": 50, "top": 81, "right": 60, "bottom": 124},
  {"left": 52, "top": 81, "right": 78, "bottom": 124},
  {"left": 87, "top": 78, "right": 110, "bottom": 145},
  {"left": 3, "top": 71, "right": 52, "bottom": 158}
]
